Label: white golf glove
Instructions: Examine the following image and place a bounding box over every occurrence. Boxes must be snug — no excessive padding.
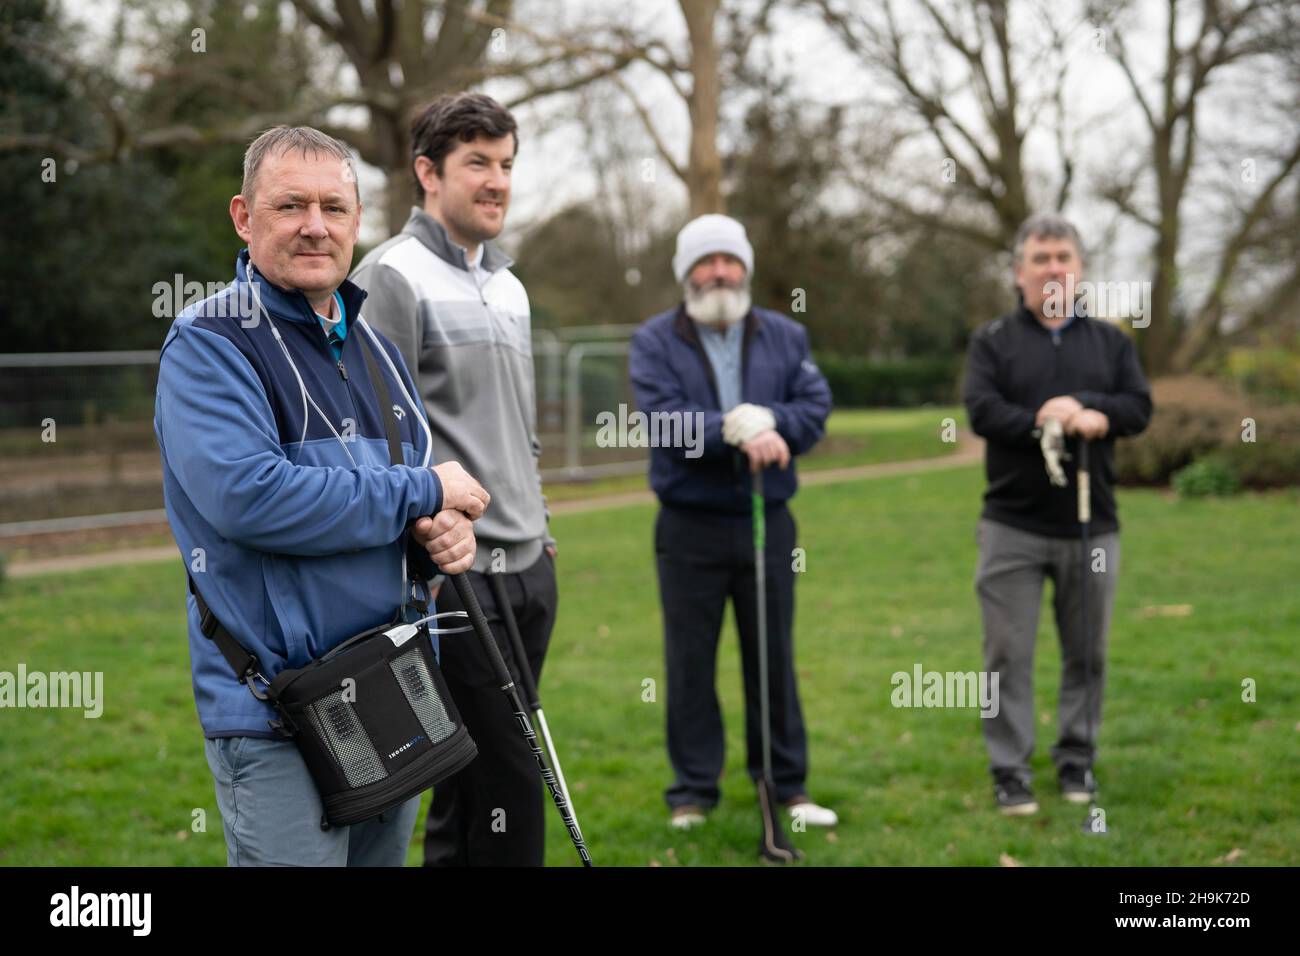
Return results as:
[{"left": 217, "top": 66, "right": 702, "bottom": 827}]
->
[
  {"left": 722, "top": 403, "right": 776, "bottom": 447},
  {"left": 1039, "top": 416, "right": 1068, "bottom": 487}
]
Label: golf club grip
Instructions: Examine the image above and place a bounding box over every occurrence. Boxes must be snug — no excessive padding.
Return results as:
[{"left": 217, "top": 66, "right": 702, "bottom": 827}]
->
[
  {"left": 1077, "top": 440, "right": 1091, "bottom": 525},
  {"left": 448, "top": 572, "right": 593, "bottom": 866}
]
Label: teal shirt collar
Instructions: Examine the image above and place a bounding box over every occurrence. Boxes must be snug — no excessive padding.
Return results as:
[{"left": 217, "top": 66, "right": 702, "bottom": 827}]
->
[{"left": 318, "top": 291, "right": 347, "bottom": 359}]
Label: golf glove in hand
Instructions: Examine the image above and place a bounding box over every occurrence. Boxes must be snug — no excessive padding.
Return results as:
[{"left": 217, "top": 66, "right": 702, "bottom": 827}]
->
[
  {"left": 723, "top": 403, "right": 776, "bottom": 447},
  {"left": 1038, "top": 416, "right": 1069, "bottom": 487}
]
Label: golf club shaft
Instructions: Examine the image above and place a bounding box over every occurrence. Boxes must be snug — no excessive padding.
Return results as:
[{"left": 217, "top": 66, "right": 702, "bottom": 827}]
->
[
  {"left": 1078, "top": 440, "right": 1091, "bottom": 737},
  {"left": 753, "top": 469, "right": 773, "bottom": 785},
  {"left": 485, "top": 572, "right": 542, "bottom": 711},
  {"left": 750, "top": 468, "right": 799, "bottom": 862},
  {"left": 1078, "top": 440, "right": 1098, "bottom": 826},
  {"left": 485, "top": 571, "right": 583, "bottom": 842},
  {"left": 450, "top": 573, "right": 592, "bottom": 866},
  {"left": 533, "top": 709, "right": 581, "bottom": 840}
]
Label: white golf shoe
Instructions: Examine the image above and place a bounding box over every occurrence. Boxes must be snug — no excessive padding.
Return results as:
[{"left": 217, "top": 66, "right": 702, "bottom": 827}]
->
[
  {"left": 786, "top": 797, "right": 838, "bottom": 827},
  {"left": 669, "top": 805, "right": 707, "bottom": 831}
]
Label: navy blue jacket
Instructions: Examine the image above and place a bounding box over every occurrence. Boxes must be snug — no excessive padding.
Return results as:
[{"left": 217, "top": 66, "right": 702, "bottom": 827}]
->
[{"left": 629, "top": 305, "right": 832, "bottom": 515}]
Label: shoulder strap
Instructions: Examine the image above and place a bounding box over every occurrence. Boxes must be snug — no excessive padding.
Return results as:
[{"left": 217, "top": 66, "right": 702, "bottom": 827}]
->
[
  {"left": 358, "top": 328, "right": 430, "bottom": 611},
  {"left": 358, "top": 331, "right": 403, "bottom": 468},
  {"left": 187, "top": 575, "right": 265, "bottom": 695}
]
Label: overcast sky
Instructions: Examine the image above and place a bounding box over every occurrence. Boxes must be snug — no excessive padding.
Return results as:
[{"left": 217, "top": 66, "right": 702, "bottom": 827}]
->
[{"left": 63, "top": 0, "right": 1293, "bottom": 303}]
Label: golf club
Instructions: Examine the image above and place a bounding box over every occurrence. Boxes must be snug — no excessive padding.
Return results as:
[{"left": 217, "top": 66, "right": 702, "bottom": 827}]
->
[
  {"left": 486, "top": 570, "right": 584, "bottom": 843},
  {"left": 1076, "top": 439, "right": 1105, "bottom": 836},
  {"left": 751, "top": 469, "right": 803, "bottom": 863},
  {"left": 449, "top": 573, "right": 593, "bottom": 865}
]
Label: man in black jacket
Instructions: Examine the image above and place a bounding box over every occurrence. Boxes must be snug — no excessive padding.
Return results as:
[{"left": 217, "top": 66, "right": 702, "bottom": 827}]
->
[{"left": 962, "top": 214, "right": 1152, "bottom": 816}]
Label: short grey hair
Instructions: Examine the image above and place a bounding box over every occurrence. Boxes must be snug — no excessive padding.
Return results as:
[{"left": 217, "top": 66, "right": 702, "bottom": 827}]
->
[
  {"left": 1012, "top": 213, "right": 1083, "bottom": 263},
  {"left": 241, "top": 126, "right": 360, "bottom": 204}
]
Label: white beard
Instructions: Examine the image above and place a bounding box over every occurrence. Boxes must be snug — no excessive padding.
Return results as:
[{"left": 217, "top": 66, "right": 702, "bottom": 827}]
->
[{"left": 684, "top": 283, "right": 751, "bottom": 328}]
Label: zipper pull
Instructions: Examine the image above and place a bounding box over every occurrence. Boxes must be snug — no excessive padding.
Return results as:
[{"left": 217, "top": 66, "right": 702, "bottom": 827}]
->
[{"left": 337, "top": 358, "right": 348, "bottom": 380}]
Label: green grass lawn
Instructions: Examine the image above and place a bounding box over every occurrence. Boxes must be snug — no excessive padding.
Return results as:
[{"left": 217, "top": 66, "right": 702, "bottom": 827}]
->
[
  {"left": 542, "top": 405, "right": 967, "bottom": 501},
  {"left": 1, "top": 462, "right": 1296, "bottom": 866}
]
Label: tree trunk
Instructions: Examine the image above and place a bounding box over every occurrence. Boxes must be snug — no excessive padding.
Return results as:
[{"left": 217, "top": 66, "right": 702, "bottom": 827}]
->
[
  {"left": 371, "top": 107, "right": 412, "bottom": 236},
  {"left": 680, "top": 0, "right": 723, "bottom": 215},
  {"left": 1143, "top": 242, "right": 1178, "bottom": 375},
  {"left": 1142, "top": 120, "right": 1181, "bottom": 375}
]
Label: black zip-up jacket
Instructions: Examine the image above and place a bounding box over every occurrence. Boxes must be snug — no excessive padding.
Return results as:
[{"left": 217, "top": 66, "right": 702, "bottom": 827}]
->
[{"left": 962, "top": 306, "right": 1153, "bottom": 537}]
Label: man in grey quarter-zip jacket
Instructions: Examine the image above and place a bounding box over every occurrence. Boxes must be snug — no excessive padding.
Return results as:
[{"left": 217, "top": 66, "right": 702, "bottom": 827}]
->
[
  {"left": 352, "top": 93, "right": 556, "bottom": 867},
  {"left": 963, "top": 213, "right": 1152, "bottom": 817}
]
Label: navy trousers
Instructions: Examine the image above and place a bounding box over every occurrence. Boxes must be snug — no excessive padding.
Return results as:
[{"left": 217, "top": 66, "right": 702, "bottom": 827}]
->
[{"left": 655, "top": 502, "right": 809, "bottom": 809}]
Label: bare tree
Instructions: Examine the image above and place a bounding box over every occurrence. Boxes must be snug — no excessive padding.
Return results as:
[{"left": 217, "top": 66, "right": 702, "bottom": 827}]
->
[
  {"left": 0, "top": 0, "right": 644, "bottom": 233},
  {"left": 528, "top": 0, "right": 777, "bottom": 215},
  {"left": 1090, "top": 0, "right": 1298, "bottom": 372},
  {"left": 817, "top": 0, "right": 1081, "bottom": 251}
]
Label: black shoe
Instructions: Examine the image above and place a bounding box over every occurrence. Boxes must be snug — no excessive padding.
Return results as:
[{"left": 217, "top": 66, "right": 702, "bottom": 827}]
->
[
  {"left": 993, "top": 775, "right": 1038, "bottom": 816},
  {"left": 1059, "top": 765, "right": 1097, "bottom": 804}
]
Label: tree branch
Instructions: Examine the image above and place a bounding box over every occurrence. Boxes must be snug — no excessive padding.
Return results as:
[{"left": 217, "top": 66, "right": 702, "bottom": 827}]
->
[{"left": 606, "top": 72, "right": 686, "bottom": 183}]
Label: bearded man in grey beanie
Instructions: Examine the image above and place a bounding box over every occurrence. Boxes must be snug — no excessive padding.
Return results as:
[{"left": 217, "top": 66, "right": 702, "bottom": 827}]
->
[{"left": 629, "top": 214, "right": 836, "bottom": 831}]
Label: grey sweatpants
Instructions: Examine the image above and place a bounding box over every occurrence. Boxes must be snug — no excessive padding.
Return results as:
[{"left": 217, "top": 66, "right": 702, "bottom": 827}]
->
[{"left": 974, "top": 518, "right": 1120, "bottom": 780}]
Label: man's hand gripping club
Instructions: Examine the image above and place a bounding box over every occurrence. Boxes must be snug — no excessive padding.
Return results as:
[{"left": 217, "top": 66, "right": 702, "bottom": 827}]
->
[{"left": 410, "top": 462, "right": 491, "bottom": 575}]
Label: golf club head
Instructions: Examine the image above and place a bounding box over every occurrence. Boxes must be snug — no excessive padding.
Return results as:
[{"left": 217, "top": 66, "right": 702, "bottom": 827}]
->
[{"left": 756, "top": 778, "right": 804, "bottom": 864}]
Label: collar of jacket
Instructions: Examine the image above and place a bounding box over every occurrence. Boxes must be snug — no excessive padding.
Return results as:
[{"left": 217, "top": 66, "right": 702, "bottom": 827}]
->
[
  {"left": 235, "top": 249, "right": 367, "bottom": 327},
  {"left": 1016, "top": 300, "right": 1091, "bottom": 335},
  {"left": 399, "top": 206, "right": 514, "bottom": 274},
  {"left": 672, "top": 303, "right": 761, "bottom": 348},
  {"left": 671, "top": 304, "right": 762, "bottom": 406}
]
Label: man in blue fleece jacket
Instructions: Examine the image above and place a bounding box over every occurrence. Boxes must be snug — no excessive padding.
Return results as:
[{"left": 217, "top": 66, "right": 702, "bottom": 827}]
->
[{"left": 155, "top": 126, "right": 489, "bottom": 866}]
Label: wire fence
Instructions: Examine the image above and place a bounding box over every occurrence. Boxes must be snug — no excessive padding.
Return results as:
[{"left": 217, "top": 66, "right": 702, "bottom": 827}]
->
[{"left": 0, "top": 328, "right": 644, "bottom": 534}]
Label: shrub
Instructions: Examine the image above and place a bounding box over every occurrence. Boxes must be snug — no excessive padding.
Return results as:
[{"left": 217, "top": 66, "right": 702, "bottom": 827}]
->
[
  {"left": 1223, "top": 345, "right": 1300, "bottom": 405},
  {"left": 1116, "top": 376, "right": 1300, "bottom": 488},
  {"left": 1171, "top": 457, "right": 1240, "bottom": 497},
  {"left": 1220, "top": 404, "right": 1300, "bottom": 488},
  {"left": 1116, "top": 376, "right": 1246, "bottom": 485},
  {"left": 815, "top": 353, "right": 960, "bottom": 407}
]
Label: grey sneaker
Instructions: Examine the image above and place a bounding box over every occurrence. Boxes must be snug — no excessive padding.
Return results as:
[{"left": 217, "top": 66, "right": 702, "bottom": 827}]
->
[
  {"left": 994, "top": 775, "right": 1039, "bottom": 816},
  {"left": 1059, "top": 765, "right": 1097, "bottom": 804}
]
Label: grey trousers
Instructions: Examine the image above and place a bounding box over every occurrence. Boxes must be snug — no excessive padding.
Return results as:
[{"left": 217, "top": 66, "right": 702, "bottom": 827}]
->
[
  {"left": 974, "top": 518, "right": 1120, "bottom": 780},
  {"left": 204, "top": 736, "right": 421, "bottom": 866}
]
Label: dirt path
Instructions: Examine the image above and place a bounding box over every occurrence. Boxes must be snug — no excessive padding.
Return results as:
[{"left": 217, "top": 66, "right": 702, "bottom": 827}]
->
[
  {"left": 550, "top": 439, "right": 983, "bottom": 516},
  {"left": 7, "top": 436, "right": 983, "bottom": 578}
]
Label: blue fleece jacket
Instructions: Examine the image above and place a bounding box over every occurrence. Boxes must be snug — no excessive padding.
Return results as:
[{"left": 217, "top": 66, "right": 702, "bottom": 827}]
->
[
  {"left": 629, "top": 305, "right": 833, "bottom": 514},
  {"left": 155, "top": 250, "right": 443, "bottom": 738}
]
